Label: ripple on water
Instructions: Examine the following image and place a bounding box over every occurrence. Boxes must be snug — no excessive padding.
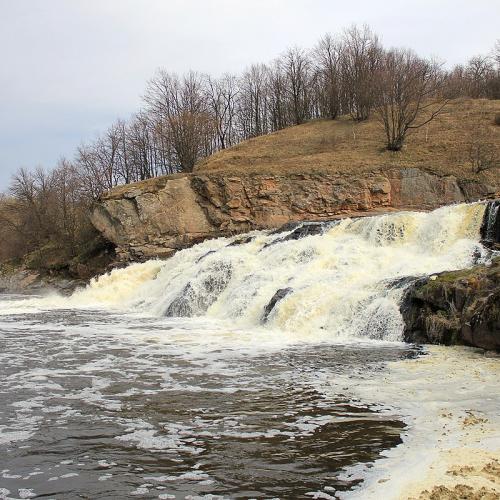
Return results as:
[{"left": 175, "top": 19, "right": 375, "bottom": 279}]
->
[{"left": 0, "top": 308, "right": 415, "bottom": 499}]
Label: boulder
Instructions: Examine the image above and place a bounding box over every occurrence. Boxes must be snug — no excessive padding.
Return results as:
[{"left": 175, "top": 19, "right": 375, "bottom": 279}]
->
[
  {"left": 401, "top": 258, "right": 500, "bottom": 351},
  {"left": 262, "top": 288, "right": 293, "bottom": 322}
]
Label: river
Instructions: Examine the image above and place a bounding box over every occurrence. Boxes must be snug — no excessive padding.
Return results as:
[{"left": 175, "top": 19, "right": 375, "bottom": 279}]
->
[{"left": 0, "top": 202, "right": 498, "bottom": 499}]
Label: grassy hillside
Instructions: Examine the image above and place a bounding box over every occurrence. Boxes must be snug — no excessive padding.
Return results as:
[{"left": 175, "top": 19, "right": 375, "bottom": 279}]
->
[{"left": 195, "top": 98, "right": 500, "bottom": 181}]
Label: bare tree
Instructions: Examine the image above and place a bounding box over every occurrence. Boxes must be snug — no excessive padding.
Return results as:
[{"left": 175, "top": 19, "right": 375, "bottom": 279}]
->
[
  {"left": 267, "top": 60, "right": 290, "bottom": 131},
  {"left": 144, "top": 70, "right": 215, "bottom": 172},
  {"left": 314, "top": 34, "right": 342, "bottom": 119},
  {"left": 341, "top": 25, "right": 383, "bottom": 121},
  {"left": 466, "top": 115, "right": 500, "bottom": 173},
  {"left": 281, "top": 47, "right": 313, "bottom": 125},
  {"left": 466, "top": 55, "right": 495, "bottom": 98},
  {"left": 374, "top": 49, "right": 447, "bottom": 151},
  {"left": 237, "top": 64, "right": 269, "bottom": 138},
  {"left": 443, "top": 64, "right": 469, "bottom": 98},
  {"left": 205, "top": 74, "right": 239, "bottom": 149}
]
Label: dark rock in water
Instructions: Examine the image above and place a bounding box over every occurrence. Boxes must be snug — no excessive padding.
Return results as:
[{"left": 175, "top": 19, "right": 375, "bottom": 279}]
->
[
  {"left": 269, "top": 222, "right": 301, "bottom": 235},
  {"left": 262, "top": 287, "right": 293, "bottom": 322},
  {"left": 165, "top": 261, "right": 232, "bottom": 317},
  {"left": 165, "top": 283, "right": 196, "bottom": 317},
  {"left": 196, "top": 250, "right": 217, "bottom": 263},
  {"left": 227, "top": 236, "right": 253, "bottom": 247},
  {"left": 381, "top": 275, "right": 422, "bottom": 290},
  {"left": 401, "top": 257, "right": 500, "bottom": 351},
  {"left": 480, "top": 200, "right": 500, "bottom": 249},
  {"left": 264, "top": 222, "right": 327, "bottom": 249},
  {"left": 284, "top": 223, "right": 326, "bottom": 240}
]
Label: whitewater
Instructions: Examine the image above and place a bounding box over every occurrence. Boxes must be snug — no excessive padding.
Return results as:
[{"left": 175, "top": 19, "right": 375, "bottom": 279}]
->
[{"left": 0, "top": 202, "right": 499, "bottom": 499}]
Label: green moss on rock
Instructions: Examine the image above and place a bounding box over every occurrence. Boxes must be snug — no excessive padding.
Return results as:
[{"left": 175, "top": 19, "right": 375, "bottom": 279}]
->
[{"left": 402, "top": 257, "right": 500, "bottom": 350}]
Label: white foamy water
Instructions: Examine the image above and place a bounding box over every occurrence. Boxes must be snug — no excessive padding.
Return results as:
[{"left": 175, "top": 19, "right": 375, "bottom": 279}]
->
[
  {"left": 0, "top": 201, "right": 498, "bottom": 499},
  {"left": 333, "top": 346, "right": 500, "bottom": 500},
  {"left": 2, "top": 202, "right": 489, "bottom": 343}
]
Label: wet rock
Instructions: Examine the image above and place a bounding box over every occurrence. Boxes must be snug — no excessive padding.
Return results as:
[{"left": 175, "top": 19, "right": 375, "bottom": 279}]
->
[
  {"left": 401, "top": 257, "right": 500, "bottom": 350},
  {"left": 262, "top": 287, "right": 293, "bottom": 322},
  {"left": 269, "top": 221, "right": 301, "bottom": 235},
  {"left": 280, "top": 222, "right": 325, "bottom": 241},
  {"left": 264, "top": 222, "right": 326, "bottom": 249},
  {"left": 165, "top": 262, "right": 232, "bottom": 317},
  {"left": 380, "top": 275, "right": 422, "bottom": 290},
  {"left": 227, "top": 236, "right": 253, "bottom": 247},
  {"left": 196, "top": 250, "right": 217, "bottom": 263},
  {"left": 0, "top": 268, "right": 84, "bottom": 295}
]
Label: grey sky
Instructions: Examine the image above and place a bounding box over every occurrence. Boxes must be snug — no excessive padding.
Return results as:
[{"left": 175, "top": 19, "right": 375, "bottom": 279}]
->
[{"left": 1, "top": 0, "right": 499, "bottom": 189}]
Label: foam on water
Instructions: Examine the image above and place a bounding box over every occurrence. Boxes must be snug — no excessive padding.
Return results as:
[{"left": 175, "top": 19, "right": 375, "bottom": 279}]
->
[
  {"left": 1, "top": 202, "right": 488, "bottom": 343},
  {"left": 330, "top": 346, "right": 500, "bottom": 499},
  {"left": 0, "top": 201, "right": 498, "bottom": 498}
]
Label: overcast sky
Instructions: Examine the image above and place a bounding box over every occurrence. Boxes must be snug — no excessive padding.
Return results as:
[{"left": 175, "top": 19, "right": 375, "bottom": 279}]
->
[{"left": 0, "top": 0, "right": 499, "bottom": 189}]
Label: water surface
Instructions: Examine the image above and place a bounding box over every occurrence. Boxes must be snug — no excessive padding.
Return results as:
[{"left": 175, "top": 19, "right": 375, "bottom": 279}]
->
[{"left": 0, "top": 305, "right": 416, "bottom": 499}]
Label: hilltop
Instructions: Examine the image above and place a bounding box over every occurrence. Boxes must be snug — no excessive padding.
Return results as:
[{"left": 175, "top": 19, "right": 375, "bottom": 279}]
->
[{"left": 195, "top": 98, "right": 499, "bottom": 182}]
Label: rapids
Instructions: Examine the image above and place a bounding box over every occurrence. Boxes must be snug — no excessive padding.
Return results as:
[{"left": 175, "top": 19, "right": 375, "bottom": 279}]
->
[
  {"left": 59, "top": 201, "right": 487, "bottom": 341},
  {"left": 0, "top": 201, "right": 498, "bottom": 500}
]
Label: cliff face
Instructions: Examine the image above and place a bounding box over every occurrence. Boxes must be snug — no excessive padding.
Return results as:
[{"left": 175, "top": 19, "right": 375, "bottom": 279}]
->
[{"left": 91, "top": 167, "right": 498, "bottom": 261}]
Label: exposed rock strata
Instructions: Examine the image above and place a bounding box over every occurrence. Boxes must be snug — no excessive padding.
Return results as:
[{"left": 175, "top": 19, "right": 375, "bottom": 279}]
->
[
  {"left": 91, "top": 167, "right": 498, "bottom": 261},
  {"left": 401, "top": 258, "right": 500, "bottom": 351}
]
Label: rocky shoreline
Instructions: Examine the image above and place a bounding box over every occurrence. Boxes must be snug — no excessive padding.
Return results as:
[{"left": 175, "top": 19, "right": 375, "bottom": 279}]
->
[
  {"left": 0, "top": 267, "right": 85, "bottom": 295},
  {"left": 401, "top": 200, "right": 500, "bottom": 351}
]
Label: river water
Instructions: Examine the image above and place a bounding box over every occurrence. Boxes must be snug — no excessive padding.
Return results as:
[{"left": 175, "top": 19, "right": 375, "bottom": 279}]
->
[{"left": 0, "top": 202, "right": 498, "bottom": 499}]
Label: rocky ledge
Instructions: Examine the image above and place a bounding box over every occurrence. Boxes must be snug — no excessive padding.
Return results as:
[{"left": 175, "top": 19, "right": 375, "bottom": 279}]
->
[
  {"left": 91, "top": 167, "right": 498, "bottom": 261},
  {"left": 401, "top": 257, "right": 500, "bottom": 351},
  {"left": 0, "top": 268, "right": 84, "bottom": 295}
]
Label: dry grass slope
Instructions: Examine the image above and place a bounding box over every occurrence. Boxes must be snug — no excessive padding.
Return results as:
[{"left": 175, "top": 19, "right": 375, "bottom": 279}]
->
[{"left": 195, "top": 98, "right": 500, "bottom": 182}]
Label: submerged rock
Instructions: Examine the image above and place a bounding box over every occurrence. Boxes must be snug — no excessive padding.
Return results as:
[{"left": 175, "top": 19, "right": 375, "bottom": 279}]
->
[
  {"left": 165, "top": 262, "right": 233, "bottom": 317},
  {"left": 262, "top": 287, "right": 293, "bottom": 322},
  {"left": 401, "top": 257, "right": 500, "bottom": 351}
]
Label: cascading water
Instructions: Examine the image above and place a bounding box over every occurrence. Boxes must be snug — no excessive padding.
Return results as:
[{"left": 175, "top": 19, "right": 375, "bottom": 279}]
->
[
  {"left": 1, "top": 201, "right": 498, "bottom": 500},
  {"left": 481, "top": 199, "right": 500, "bottom": 245},
  {"left": 72, "top": 201, "right": 489, "bottom": 342}
]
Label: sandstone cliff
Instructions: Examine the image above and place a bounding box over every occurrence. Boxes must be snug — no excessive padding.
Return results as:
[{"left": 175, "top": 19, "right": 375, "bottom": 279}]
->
[{"left": 91, "top": 167, "right": 498, "bottom": 261}]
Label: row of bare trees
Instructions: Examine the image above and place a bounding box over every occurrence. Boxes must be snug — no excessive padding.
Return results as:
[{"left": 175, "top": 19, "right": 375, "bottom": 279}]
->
[
  {"left": 0, "top": 163, "right": 94, "bottom": 266},
  {"left": 72, "top": 26, "right": 389, "bottom": 187},
  {"left": 70, "top": 26, "right": 499, "bottom": 193}
]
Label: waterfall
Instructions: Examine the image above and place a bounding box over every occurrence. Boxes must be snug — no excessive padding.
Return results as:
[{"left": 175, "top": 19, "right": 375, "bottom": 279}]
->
[
  {"left": 481, "top": 200, "right": 500, "bottom": 245},
  {"left": 67, "top": 202, "right": 490, "bottom": 341}
]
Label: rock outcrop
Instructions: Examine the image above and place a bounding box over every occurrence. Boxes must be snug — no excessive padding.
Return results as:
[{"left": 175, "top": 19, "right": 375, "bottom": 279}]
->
[
  {"left": 401, "top": 257, "right": 500, "bottom": 351},
  {"left": 0, "top": 268, "right": 83, "bottom": 295},
  {"left": 91, "top": 167, "right": 498, "bottom": 261}
]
